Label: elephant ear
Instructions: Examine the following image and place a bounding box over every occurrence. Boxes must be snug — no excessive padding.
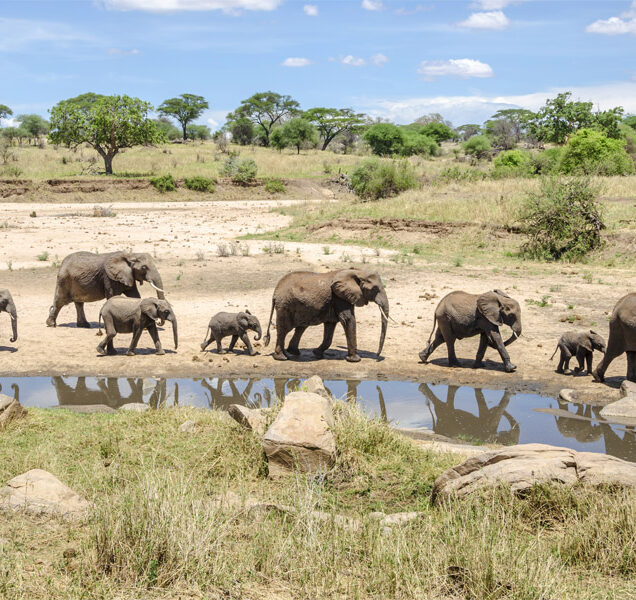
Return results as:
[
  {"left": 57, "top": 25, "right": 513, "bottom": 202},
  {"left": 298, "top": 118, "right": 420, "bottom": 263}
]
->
[
  {"left": 238, "top": 313, "right": 249, "bottom": 329},
  {"left": 331, "top": 271, "right": 365, "bottom": 306},
  {"left": 105, "top": 254, "right": 135, "bottom": 288},
  {"left": 477, "top": 291, "right": 503, "bottom": 326},
  {"left": 580, "top": 336, "right": 593, "bottom": 353},
  {"left": 141, "top": 300, "right": 159, "bottom": 320}
]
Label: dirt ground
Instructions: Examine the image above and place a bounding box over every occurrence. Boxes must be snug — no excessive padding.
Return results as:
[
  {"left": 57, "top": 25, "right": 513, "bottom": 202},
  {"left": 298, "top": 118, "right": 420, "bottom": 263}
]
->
[{"left": 0, "top": 198, "right": 631, "bottom": 403}]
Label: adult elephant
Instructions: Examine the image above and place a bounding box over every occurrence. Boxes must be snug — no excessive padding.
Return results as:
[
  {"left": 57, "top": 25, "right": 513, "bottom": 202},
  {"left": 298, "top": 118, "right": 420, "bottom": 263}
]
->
[
  {"left": 593, "top": 293, "right": 636, "bottom": 383},
  {"left": 263, "top": 269, "right": 389, "bottom": 363},
  {"left": 0, "top": 289, "right": 17, "bottom": 343},
  {"left": 418, "top": 289, "right": 522, "bottom": 372},
  {"left": 46, "top": 251, "right": 165, "bottom": 328}
]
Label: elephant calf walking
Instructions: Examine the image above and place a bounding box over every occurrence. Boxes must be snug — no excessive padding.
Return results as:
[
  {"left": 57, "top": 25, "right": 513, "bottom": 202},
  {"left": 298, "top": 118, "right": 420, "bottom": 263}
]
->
[
  {"left": 419, "top": 290, "right": 522, "bottom": 372},
  {"left": 0, "top": 289, "right": 18, "bottom": 345},
  {"left": 551, "top": 330, "right": 606, "bottom": 375},
  {"left": 200, "top": 310, "right": 262, "bottom": 356}
]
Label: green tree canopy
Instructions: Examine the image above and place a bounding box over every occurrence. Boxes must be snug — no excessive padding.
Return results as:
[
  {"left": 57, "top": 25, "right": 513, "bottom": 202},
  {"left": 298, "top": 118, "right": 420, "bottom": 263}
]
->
[
  {"left": 0, "top": 104, "right": 12, "bottom": 120},
  {"left": 456, "top": 124, "right": 481, "bottom": 141},
  {"left": 303, "top": 107, "right": 366, "bottom": 150},
  {"left": 462, "top": 134, "right": 491, "bottom": 159},
  {"left": 154, "top": 117, "right": 181, "bottom": 140},
  {"left": 158, "top": 94, "right": 209, "bottom": 140},
  {"left": 228, "top": 117, "right": 254, "bottom": 145},
  {"left": 528, "top": 92, "right": 598, "bottom": 144},
  {"left": 280, "top": 118, "right": 318, "bottom": 154},
  {"left": 49, "top": 94, "right": 162, "bottom": 174},
  {"left": 186, "top": 124, "right": 211, "bottom": 140},
  {"left": 363, "top": 123, "right": 404, "bottom": 156},
  {"left": 559, "top": 128, "right": 634, "bottom": 176},
  {"left": 419, "top": 121, "right": 454, "bottom": 144},
  {"left": 415, "top": 112, "right": 453, "bottom": 128},
  {"left": 17, "top": 114, "right": 49, "bottom": 143},
  {"left": 226, "top": 91, "right": 300, "bottom": 146},
  {"left": 624, "top": 115, "right": 636, "bottom": 131}
]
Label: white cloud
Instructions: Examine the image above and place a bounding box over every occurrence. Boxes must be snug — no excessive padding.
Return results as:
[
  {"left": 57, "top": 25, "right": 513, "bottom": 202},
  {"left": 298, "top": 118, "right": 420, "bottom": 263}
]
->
[
  {"left": 370, "top": 53, "right": 388, "bottom": 66},
  {"left": 102, "top": 0, "right": 281, "bottom": 12},
  {"left": 586, "top": 2, "right": 636, "bottom": 35},
  {"left": 341, "top": 55, "right": 366, "bottom": 67},
  {"left": 303, "top": 4, "right": 318, "bottom": 16},
  {"left": 282, "top": 57, "right": 312, "bottom": 67},
  {"left": 362, "top": 0, "right": 383, "bottom": 11},
  {"left": 202, "top": 110, "right": 229, "bottom": 130},
  {"left": 0, "top": 117, "right": 19, "bottom": 128},
  {"left": 459, "top": 11, "right": 509, "bottom": 30},
  {"left": 0, "top": 17, "right": 93, "bottom": 52},
  {"left": 418, "top": 58, "right": 493, "bottom": 80}
]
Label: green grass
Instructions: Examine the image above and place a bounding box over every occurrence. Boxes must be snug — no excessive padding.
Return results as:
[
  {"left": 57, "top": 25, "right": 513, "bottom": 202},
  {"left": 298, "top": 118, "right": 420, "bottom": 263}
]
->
[{"left": 0, "top": 404, "right": 633, "bottom": 599}]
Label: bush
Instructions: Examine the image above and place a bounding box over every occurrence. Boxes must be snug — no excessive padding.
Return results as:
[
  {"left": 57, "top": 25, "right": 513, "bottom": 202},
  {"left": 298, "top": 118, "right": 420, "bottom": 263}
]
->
[
  {"left": 401, "top": 132, "right": 439, "bottom": 157},
  {"left": 530, "top": 147, "right": 562, "bottom": 175},
  {"left": 150, "top": 174, "right": 176, "bottom": 192},
  {"left": 222, "top": 156, "right": 258, "bottom": 185},
  {"left": 520, "top": 177, "right": 605, "bottom": 261},
  {"left": 559, "top": 128, "right": 635, "bottom": 176},
  {"left": 264, "top": 178, "right": 286, "bottom": 193},
  {"left": 363, "top": 123, "right": 404, "bottom": 156},
  {"left": 350, "top": 158, "right": 418, "bottom": 200},
  {"left": 437, "top": 166, "right": 487, "bottom": 184},
  {"left": 184, "top": 176, "right": 215, "bottom": 192},
  {"left": 492, "top": 149, "right": 534, "bottom": 178},
  {"left": 462, "top": 135, "right": 491, "bottom": 159}
]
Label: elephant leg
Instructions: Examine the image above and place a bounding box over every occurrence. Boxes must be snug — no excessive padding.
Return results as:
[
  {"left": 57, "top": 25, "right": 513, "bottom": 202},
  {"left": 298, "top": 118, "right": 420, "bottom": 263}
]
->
[
  {"left": 241, "top": 333, "right": 257, "bottom": 356},
  {"left": 147, "top": 324, "right": 164, "bottom": 355},
  {"left": 473, "top": 333, "right": 488, "bottom": 369},
  {"left": 228, "top": 335, "right": 239, "bottom": 352},
  {"left": 627, "top": 351, "right": 636, "bottom": 382},
  {"left": 340, "top": 310, "right": 360, "bottom": 363},
  {"left": 586, "top": 350, "right": 594, "bottom": 375},
  {"left": 573, "top": 347, "right": 587, "bottom": 374},
  {"left": 46, "top": 286, "right": 71, "bottom": 327},
  {"left": 287, "top": 326, "right": 306, "bottom": 356},
  {"left": 489, "top": 329, "right": 516, "bottom": 372},
  {"left": 593, "top": 333, "right": 622, "bottom": 382},
  {"left": 556, "top": 345, "right": 571, "bottom": 373},
  {"left": 126, "top": 327, "right": 144, "bottom": 356},
  {"left": 273, "top": 314, "right": 291, "bottom": 361},
  {"left": 200, "top": 329, "right": 213, "bottom": 352},
  {"left": 437, "top": 320, "right": 459, "bottom": 367},
  {"left": 75, "top": 302, "right": 90, "bottom": 328},
  {"left": 419, "top": 329, "right": 444, "bottom": 363},
  {"left": 215, "top": 335, "right": 226, "bottom": 354},
  {"left": 314, "top": 322, "right": 337, "bottom": 358}
]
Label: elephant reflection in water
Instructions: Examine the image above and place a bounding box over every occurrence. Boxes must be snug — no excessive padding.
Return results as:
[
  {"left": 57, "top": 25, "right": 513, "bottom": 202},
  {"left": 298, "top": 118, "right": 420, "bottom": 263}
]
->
[
  {"left": 599, "top": 423, "right": 636, "bottom": 463},
  {"left": 0, "top": 383, "right": 19, "bottom": 403},
  {"left": 554, "top": 402, "right": 603, "bottom": 443},
  {"left": 418, "top": 383, "right": 520, "bottom": 444},
  {"left": 52, "top": 376, "right": 176, "bottom": 409}
]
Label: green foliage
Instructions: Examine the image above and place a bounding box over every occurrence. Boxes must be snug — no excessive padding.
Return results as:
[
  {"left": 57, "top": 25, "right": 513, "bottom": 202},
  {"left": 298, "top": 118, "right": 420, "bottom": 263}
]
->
[
  {"left": 269, "top": 127, "right": 287, "bottom": 151},
  {"left": 624, "top": 115, "right": 636, "bottom": 131},
  {"left": 456, "top": 124, "right": 481, "bottom": 141},
  {"left": 154, "top": 117, "right": 181, "bottom": 140},
  {"left": 49, "top": 94, "right": 162, "bottom": 175},
  {"left": 462, "top": 134, "right": 491, "bottom": 159},
  {"left": 185, "top": 124, "right": 211, "bottom": 140},
  {"left": 183, "top": 176, "right": 215, "bottom": 192},
  {"left": 559, "top": 129, "right": 635, "bottom": 176},
  {"left": 228, "top": 117, "right": 254, "bottom": 145},
  {"left": 492, "top": 149, "right": 534, "bottom": 177},
  {"left": 419, "top": 121, "right": 454, "bottom": 143},
  {"left": 222, "top": 156, "right": 258, "bottom": 185},
  {"left": 400, "top": 131, "right": 439, "bottom": 157},
  {"left": 303, "top": 107, "right": 366, "bottom": 150},
  {"left": 158, "top": 94, "right": 209, "bottom": 140},
  {"left": 437, "top": 166, "right": 487, "bottom": 183},
  {"left": 264, "top": 178, "right": 286, "bottom": 193},
  {"left": 150, "top": 174, "right": 177, "bottom": 193},
  {"left": 530, "top": 147, "right": 562, "bottom": 175},
  {"left": 363, "top": 123, "right": 404, "bottom": 156},
  {"left": 17, "top": 114, "right": 49, "bottom": 142},
  {"left": 350, "top": 158, "right": 417, "bottom": 200},
  {"left": 279, "top": 118, "right": 318, "bottom": 154},
  {"left": 520, "top": 177, "right": 605, "bottom": 261},
  {"left": 0, "top": 104, "right": 12, "bottom": 120}
]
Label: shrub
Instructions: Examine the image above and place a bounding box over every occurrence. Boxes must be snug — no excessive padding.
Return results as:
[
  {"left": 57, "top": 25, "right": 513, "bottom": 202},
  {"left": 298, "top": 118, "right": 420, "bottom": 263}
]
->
[
  {"left": 520, "top": 177, "right": 605, "bottom": 261},
  {"left": 400, "top": 132, "right": 439, "bottom": 157},
  {"left": 350, "top": 158, "right": 418, "bottom": 200},
  {"left": 264, "top": 178, "right": 286, "bottom": 193},
  {"left": 184, "top": 176, "right": 215, "bottom": 192},
  {"left": 462, "top": 135, "right": 491, "bottom": 159},
  {"left": 559, "top": 128, "right": 635, "bottom": 176},
  {"left": 150, "top": 174, "right": 176, "bottom": 192},
  {"left": 437, "top": 166, "right": 487, "bottom": 184},
  {"left": 363, "top": 123, "right": 404, "bottom": 156},
  {"left": 222, "top": 156, "right": 258, "bottom": 185},
  {"left": 492, "top": 149, "right": 534, "bottom": 178},
  {"left": 530, "top": 147, "right": 562, "bottom": 175}
]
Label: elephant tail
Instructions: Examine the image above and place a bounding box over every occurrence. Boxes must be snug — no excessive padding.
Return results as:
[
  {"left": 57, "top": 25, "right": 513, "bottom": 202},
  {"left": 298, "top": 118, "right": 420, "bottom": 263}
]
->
[
  {"left": 426, "top": 314, "right": 437, "bottom": 345},
  {"left": 549, "top": 345, "right": 558, "bottom": 361},
  {"left": 263, "top": 297, "right": 275, "bottom": 347}
]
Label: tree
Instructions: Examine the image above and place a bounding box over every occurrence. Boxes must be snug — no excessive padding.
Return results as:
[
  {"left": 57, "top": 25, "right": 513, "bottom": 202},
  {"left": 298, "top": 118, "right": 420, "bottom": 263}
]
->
[
  {"left": 415, "top": 112, "right": 453, "bottom": 128},
  {"left": 186, "top": 124, "right": 211, "bottom": 140},
  {"left": 363, "top": 123, "right": 404, "bottom": 156},
  {"left": 154, "top": 117, "right": 181, "bottom": 140},
  {"left": 269, "top": 127, "right": 287, "bottom": 152},
  {"left": 228, "top": 117, "right": 254, "bottom": 145},
  {"left": 280, "top": 118, "right": 318, "bottom": 154},
  {"left": 226, "top": 91, "right": 300, "bottom": 147},
  {"left": 158, "top": 94, "right": 209, "bottom": 141},
  {"left": 489, "top": 109, "right": 534, "bottom": 143},
  {"left": 49, "top": 94, "right": 162, "bottom": 175},
  {"left": 529, "top": 92, "right": 596, "bottom": 144},
  {"left": 558, "top": 129, "right": 634, "bottom": 176},
  {"left": 303, "top": 107, "right": 366, "bottom": 151},
  {"left": 456, "top": 124, "right": 481, "bottom": 141},
  {"left": 483, "top": 118, "right": 516, "bottom": 150},
  {"left": 419, "top": 122, "right": 454, "bottom": 144},
  {"left": 462, "top": 135, "right": 491, "bottom": 159},
  {"left": 0, "top": 104, "right": 12, "bottom": 120},
  {"left": 593, "top": 107, "right": 624, "bottom": 139},
  {"left": 400, "top": 130, "right": 438, "bottom": 156},
  {"left": 624, "top": 115, "right": 636, "bottom": 131},
  {"left": 17, "top": 114, "right": 49, "bottom": 144}
]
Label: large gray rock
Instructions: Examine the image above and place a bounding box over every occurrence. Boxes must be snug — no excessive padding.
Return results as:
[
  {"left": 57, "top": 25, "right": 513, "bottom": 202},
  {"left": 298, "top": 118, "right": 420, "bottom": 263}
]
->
[
  {"left": 432, "top": 443, "right": 636, "bottom": 503},
  {"left": 620, "top": 380, "right": 636, "bottom": 398},
  {"left": 0, "top": 394, "right": 26, "bottom": 428},
  {"left": 302, "top": 375, "right": 331, "bottom": 399},
  {"left": 263, "top": 391, "right": 337, "bottom": 477},
  {"left": 0, "top": 469, "right": 91, "bottom": 519},
  {"left": 228, "top": 404, "right": 267, "bottom": 436},
  {"left": 600, "top": 397, "right": 636, "bottom": 425}
]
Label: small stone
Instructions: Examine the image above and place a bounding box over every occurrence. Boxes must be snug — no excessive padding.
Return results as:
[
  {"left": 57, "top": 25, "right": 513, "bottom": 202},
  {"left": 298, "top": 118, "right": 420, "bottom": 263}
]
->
[
  {"left": 178, "top": 420, "right": 197, "bottom": 433},
  {"left": 620, "top": 380, "right": 636, "bottom": 398},
  {"left": 558, "top": 389, "right": 577, "bottom": 403},
  {"left": 228, "top": 404, "right": 267, "bottom": 436},
  {"left": 119, "top": 403, "right": 149, "bottom": 412},
  {"left": 380, "top": 512, "right": 421, "bottom": 527}
]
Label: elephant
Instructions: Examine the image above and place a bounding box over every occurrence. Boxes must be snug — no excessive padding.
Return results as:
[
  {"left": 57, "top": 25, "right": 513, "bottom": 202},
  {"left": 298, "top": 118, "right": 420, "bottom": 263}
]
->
[
  {"left": 418, "top": 289, "right": 522, "bottom": 373},
  {"left": 593, "top": 293, "right": 636, "bottom": 383},
  {"left": 263, "top": 269, "right": 389, "bottom": 363},
  {"left": 550, "top": 330, "right": 606, "bottom": 375},
  {"left": 0, "top": 289, "right": 17, "bottom": 344},
  {"left": 46, "top": 251, "right": 165, "bottom": 328},
  {"left": 200, "top": 310, "right": 262, "bottom": 356},
  {"left": 554, "top": 401, "right": 602, "bottom": 444},
  {"left": 97, "top": 297, "right": 177, "bottom": 356}
]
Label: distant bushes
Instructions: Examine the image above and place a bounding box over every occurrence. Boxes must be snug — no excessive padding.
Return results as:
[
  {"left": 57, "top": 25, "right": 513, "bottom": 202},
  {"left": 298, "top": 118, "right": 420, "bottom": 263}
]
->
[
  {"left": 363, "top": 123, "right": 439, "bottom": 157},
  {"left": 558, "top": 128, "right": 634, "bottom": 176},
  {"left": 462, "top": 135, "right": 491, "bottom": 159},
  {"left": 437, "top": 166, "right": 487, "bottom": 184},
  {"left": 222, "top": 156, "right": 258, "bottom": 185},
  {"left": 150, "top": 174, "right": 176, "bottom": 193},
  {"left": 350, "top": 158, "right": 418, "bottom": 200},
  {"left": 184, "top": 176, "right": 215, "bottom": 192},
  {"left": 264, "top": 178, "right": 286, "bottom": 193},
  {"left": 492, "top": 149, "right": 534, "bottom": 178}
]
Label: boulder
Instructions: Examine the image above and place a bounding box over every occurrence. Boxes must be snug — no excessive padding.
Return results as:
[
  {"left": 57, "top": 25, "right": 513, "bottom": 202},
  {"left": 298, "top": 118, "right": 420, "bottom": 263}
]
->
[
  {"left": 178, "top": 419, "right": 198, "bottom": 433},
  {"left": 558, "top": 389, "right": 578, "bottom": 403},
  {"left": 599, "top": 397, "right": 636, "bottom": 426},
  {"left": 228, "top": 404, "right": 267, "bottom": 436},
  {"left": 263, "top": 391, "right": 336, "bottom": 477},
  {"left": 0, "top": 394, "right": 26, "bottom": 428},
  {"left": 302, "top": 375, "right": 331, "bottom": 399},
  {"left": 620, "top": 380, "right": 636, "bottom": 398},
  {"left": 432, "top": 443, "right": 636, "bottom": 503},
  {"left": 119, "top": 403, "right": 149, "bottom": 412},
  {"left": 0, "top": 469, "right": 91, "bottom": 519}
]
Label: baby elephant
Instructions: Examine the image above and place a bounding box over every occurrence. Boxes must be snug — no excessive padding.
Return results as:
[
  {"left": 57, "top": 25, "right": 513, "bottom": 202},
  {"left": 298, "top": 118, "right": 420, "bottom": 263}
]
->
[
  {"left": 97, "top": 297, "right": 178, "bottom": 356},
  {"left": 201, "top": 310, "right": 262, "bottom": 356},
  {"left": 551, "top": 330, "right": 606, "bottom": 375}
]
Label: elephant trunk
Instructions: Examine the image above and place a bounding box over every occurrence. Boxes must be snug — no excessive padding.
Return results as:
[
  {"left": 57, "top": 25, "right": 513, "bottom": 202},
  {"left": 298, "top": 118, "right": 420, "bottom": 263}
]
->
[
  {"left": 253, "top": 324, "right": 262, "bottom": 341},
  {"left": 375, "top": 291, "right": 389, "bottom": 358},
  {"left": 503, "top": 322, "right": 522, "bottom": 347},
  {"left": 166, "top": 311, "right": 178, "bottom": 349},
  {"left": 146, "top": 269, "right": 165, "bottom": 300},
  {"left": 7, "top": 302, "right": 17, "bottom": 342}
]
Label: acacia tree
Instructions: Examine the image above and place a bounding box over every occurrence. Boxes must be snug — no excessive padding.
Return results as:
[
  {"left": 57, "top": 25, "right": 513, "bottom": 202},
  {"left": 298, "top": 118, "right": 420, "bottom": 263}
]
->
[
  {"left": 0, "top": 104, "right": 12, "bottom": 120},
  {"left": 456, "top": 124, "right": 481, "bottom": 141},
  {"left": 49, "top": 94, "right": 162, "bottom": 175},
  {"left": 17, "top": 114, "right": 49, "bottom": 144},
  {"left": 226, "top": 91, "right": 299, "bottom": 146},
  {"left": 158, "top": 94, "right": 209, "bottom": 141},
  {"left": 303, "top": 107, "right": 366, "bottom": 150}
]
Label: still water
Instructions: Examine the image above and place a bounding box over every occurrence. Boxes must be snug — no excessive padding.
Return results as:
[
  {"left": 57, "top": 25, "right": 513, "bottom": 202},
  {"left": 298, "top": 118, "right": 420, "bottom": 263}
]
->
[{"left": 1, "top": 376, "right": 634, "bottom": 462}]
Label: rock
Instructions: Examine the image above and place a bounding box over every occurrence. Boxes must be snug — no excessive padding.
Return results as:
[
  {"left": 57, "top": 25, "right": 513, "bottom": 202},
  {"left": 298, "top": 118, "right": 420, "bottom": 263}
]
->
[
  {"left": 412, "top": 439, "right": 488, "bottom": 457},
  {"left": 263, "top": 391, "right": 336, "bottom": 477},
  {"left": 600, "top": 397, "right": 636, "bottom": 425},
  {"left": 620, "top": 380, "right": 636, "bottom": 398},
  {"left": 0, "top": 394, "right": 26, "bottom": 429},
  {"left": 379, "top": 512, "right": 421, "bottom": 527},
  {"left": 0, "top": 469, "right": 91, "bottom": 519},
  {"left": 178, "top": 420, "right": 198, "bottom": 433},
  {"left": 228, "top": 404, "right": 267, "bottom": 436},
  {"left": 432, "top": 443, "right": 636, "bottom": 503},
  {"left": 119, "top": 403, "right": 149, "bottom": 412},
  {"left": 558, "top": 388, "right": 578, "bottom": 403},
  {"left": 302, "top": 375, "right": 330, "bottom": 399},
  {"left": 58, "top": 404, "right": 116, "bottom": 414}
]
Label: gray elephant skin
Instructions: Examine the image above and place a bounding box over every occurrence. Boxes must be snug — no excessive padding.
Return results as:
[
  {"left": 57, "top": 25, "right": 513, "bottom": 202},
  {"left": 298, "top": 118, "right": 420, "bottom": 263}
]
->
[
  {"left": 46, "top": 251, "right": 165, "bottom": 328},
  {"left": 263, "top": 268, "right": 389, "bottom": 363},
  {"left": 0, "top": 289, "right": 17, "bottom": 344},
  {"left": 201, "top": 310, "right": 262, "bottom": 356},
  {"left": 419, "top": 289, "right": 522, "bottom": 372},
  {"left": 593, "top": 293, "right": 636, "bottom": 383},
  {"left": 551, "top": 330, "right": 606, "bottom": 375},
  {"left": 97, "top": 297, "right": 177, "bottom": 356}
]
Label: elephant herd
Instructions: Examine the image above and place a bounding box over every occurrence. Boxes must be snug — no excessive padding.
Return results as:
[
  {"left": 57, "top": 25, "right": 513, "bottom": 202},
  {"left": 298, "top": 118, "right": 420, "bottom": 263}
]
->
[{"left": 1, "top": 249, "right": 635, "bottom": 384}]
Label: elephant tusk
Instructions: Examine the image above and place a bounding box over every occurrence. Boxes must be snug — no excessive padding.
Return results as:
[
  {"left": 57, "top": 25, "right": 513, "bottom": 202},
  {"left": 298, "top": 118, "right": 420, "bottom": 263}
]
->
[
  {"left": 10, "top": 314, "right": 16, "bottom": 322},
  {"left": 512, "top": 330, "right": 519, "bottom": 339},
  {"left": 378, "top": 305, "right": 397, "bottom": 324},
  {"left": 149, "top": 281, "right": 165, "bottom": 293}
]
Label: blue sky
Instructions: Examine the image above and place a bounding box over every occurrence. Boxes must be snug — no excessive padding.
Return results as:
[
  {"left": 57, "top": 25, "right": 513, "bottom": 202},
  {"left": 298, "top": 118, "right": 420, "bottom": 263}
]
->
[{"left": 1, "top": 0, "right": 635, "bottom": 128}]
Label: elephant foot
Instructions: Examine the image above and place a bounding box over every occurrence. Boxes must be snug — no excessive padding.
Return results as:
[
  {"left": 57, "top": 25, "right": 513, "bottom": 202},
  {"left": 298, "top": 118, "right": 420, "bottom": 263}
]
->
[
  {"left": 418, "top": 349, "right": 430, "bottom": 363},
  {"left": 448, "top": 360, "right": 461, "bottom": 368},
  {"left": 472, "top": 360, "right": 484, "bottom": 369},
  {"left": 346, "top": 353, "right": 361, "bottom": 363},
  {"left": 504, "top": 362, "right": 517, "bottom": 373},
  {"left": 286, "top": 347, "right": 301, "bottom": 356},
  {"left": 217, "top": 349, "right": 227, "bottom": 355},
  {"left": 591, "top": 369, "right": 604, "bottom": 383},
  {"left": 313, "top": 348, "right": 325, "bottom": 359},
  {"left": 46, "top": 317, "right": 56, "bottom": 328},
  {"left": 77, "top": 321, "right": 91, "bottom": 329},
  {"left": 273, "top": 352, "right": 288, "bottom": 361},
  {"left": 96, "top": 345, "right": 106, "bottom": 356},
  {"left": 156, "top": 349, "right": 165, "bottom": 356},
  {"left": 248, "top": 350, "right": 258, "bottom": 356},
  {"left": 200, "top": 343, "right": 208, "bottom": 352},
  {"left": 125, "top": 350, "right": 135, "bottom": 357}
]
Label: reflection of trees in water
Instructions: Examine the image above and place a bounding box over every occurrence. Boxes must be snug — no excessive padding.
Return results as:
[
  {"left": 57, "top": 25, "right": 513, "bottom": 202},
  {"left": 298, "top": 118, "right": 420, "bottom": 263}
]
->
[{"left": 418, "top": 383, "right": 520, "bottom": 445}]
